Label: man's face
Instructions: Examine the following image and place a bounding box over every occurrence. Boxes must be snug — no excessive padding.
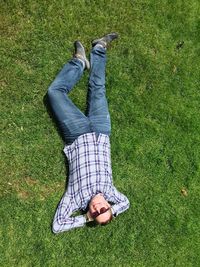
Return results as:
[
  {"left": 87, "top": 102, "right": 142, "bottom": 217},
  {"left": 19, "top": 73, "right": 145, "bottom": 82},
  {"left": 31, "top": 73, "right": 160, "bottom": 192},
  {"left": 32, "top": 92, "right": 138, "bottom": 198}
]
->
[{"left": 89, "top": 193, "right": 111, "bottom": 224}]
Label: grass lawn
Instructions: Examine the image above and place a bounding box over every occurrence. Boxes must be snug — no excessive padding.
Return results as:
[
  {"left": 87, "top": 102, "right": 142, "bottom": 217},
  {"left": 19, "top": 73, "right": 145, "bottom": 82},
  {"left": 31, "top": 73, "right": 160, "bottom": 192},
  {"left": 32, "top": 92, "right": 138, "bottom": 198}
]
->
[{"left": 1, "top": 0, "right": 200, "bottom": 266}]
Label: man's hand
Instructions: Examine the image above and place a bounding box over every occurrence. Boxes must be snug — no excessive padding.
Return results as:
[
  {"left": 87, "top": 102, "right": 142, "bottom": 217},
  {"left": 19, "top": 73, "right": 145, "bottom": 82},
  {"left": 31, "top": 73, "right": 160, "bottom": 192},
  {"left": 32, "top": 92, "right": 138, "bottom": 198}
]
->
[{"left": 86, "top": 211, "right": 94, "bottom": 222}]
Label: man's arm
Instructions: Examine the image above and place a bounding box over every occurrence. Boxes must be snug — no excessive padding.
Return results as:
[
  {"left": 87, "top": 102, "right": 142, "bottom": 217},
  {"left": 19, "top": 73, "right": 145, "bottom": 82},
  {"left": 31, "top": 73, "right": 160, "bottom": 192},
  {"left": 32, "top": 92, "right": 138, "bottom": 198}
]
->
[
  {"left": 52, "top": 192, "right": 86, "bottom": 233},
  {"left": 110, "top": 187, "right": 130, "bottom": 217}
]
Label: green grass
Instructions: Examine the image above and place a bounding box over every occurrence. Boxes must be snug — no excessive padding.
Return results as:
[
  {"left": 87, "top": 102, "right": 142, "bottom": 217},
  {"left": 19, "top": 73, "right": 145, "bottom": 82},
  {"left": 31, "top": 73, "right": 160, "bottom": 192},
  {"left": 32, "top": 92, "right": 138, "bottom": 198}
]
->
[{"left": 1, "top": 0, "right": 200, "bottom": 266}]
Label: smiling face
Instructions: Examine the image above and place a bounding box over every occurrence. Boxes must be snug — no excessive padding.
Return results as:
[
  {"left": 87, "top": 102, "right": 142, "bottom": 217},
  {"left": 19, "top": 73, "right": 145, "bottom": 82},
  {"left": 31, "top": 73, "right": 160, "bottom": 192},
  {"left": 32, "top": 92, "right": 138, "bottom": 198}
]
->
[{"left": 89, "top": 193, "right": 112, "bottom": 224}]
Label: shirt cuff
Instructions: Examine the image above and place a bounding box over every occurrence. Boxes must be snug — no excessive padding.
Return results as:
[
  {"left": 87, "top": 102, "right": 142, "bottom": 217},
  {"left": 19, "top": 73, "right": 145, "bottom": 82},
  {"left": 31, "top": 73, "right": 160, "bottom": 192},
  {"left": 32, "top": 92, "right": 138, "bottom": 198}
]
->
[
  {"left": 76, "top": 215, "right": 87, "bottom": 226},
  {"left": 111, "top": 207, "right": 116, "bottom": 217}
]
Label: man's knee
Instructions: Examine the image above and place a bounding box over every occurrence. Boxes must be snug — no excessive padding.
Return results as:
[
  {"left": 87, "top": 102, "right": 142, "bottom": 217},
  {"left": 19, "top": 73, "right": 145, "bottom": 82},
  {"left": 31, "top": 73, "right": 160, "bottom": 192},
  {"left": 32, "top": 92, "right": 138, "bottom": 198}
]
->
[{"left": 47, "top": 86, "right": 57, "bottom": 102}]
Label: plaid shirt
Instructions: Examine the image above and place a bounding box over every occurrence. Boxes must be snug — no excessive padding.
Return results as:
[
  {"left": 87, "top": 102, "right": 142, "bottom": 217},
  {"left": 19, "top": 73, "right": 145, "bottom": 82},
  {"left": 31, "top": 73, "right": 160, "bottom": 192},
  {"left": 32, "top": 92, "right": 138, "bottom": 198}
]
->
[{"left": 52, "top": 132, "right": 129, "bottom": 233}]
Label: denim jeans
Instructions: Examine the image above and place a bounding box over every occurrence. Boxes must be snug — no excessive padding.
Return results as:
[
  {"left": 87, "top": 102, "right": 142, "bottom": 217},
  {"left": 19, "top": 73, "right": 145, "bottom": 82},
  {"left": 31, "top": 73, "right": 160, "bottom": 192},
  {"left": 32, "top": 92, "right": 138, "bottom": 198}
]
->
[{"left": 47, "top": 46, "right": 111, "bottom": 145}]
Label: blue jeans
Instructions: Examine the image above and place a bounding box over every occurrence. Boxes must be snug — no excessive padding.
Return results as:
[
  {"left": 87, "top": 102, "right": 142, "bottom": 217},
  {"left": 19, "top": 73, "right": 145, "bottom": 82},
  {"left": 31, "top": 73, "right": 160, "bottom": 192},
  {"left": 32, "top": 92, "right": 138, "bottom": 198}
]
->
[{"left": 47, "top": 46, "right": 111, "bottom": 145}]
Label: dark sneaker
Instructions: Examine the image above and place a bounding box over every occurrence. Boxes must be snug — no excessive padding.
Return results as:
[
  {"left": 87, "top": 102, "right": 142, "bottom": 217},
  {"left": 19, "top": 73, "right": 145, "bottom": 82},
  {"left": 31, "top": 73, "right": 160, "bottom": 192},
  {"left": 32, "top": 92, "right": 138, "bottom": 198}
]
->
[
  {"left": 92, "top": 32, "right": 119, "bottom": 48},
  {"left": 74, "top": 41, "right": 90, "bottom": 70}
]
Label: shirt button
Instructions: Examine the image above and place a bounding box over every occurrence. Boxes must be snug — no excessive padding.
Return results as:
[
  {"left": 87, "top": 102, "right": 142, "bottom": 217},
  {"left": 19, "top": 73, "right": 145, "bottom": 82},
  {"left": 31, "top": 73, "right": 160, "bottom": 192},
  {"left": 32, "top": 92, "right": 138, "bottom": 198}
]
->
[{"left": 84, "top": 192, "right": 88, "bottom": 197}]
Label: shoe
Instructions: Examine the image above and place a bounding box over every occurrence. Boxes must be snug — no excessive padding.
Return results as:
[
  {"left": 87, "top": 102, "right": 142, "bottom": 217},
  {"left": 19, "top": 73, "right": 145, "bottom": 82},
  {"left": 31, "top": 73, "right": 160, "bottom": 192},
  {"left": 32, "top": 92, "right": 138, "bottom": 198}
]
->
[
  {"left": 92, "top": 32, "right": 119, "bottom": 48},
  {"left": 74, "top": 41, "right": 90, "bottom": 70}
]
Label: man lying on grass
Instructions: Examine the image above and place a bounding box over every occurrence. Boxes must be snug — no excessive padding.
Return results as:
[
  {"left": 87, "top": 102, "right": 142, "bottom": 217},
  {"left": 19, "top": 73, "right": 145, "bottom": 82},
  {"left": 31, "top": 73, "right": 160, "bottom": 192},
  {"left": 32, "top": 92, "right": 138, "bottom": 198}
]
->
[{"left": 47, "top": 33, "right": 130, "bottom": 233}]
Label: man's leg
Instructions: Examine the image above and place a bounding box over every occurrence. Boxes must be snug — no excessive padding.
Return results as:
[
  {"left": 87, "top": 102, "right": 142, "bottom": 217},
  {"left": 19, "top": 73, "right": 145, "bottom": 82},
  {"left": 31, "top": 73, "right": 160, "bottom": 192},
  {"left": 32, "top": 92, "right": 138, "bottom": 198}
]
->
[
  {"left": 87, "top": 33, "right": 118, "bottom": 136},
  {"left": 48, "top": 42, "right": 90, "bottom": 144},
  {"left": 86, "top": 46, "right": 111, "bottom": 135}
]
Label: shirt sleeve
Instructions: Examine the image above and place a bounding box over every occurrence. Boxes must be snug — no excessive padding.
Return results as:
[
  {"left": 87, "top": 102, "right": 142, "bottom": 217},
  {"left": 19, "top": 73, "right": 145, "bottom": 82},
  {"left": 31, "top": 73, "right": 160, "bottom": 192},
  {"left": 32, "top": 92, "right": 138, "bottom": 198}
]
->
[
  {"left": 52, "top": 191, "right": 86, "bottom": 233},
  {"left": 110, "top": 187, "right": 130, "bottom": 217}
]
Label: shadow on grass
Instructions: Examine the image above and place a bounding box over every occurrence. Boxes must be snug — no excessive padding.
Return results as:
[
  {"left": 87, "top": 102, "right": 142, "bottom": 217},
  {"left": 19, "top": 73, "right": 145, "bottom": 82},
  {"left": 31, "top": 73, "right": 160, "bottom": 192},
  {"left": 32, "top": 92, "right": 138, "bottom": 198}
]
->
[{"left": 43, "top": 93, "right": 69, "bottom": 191}]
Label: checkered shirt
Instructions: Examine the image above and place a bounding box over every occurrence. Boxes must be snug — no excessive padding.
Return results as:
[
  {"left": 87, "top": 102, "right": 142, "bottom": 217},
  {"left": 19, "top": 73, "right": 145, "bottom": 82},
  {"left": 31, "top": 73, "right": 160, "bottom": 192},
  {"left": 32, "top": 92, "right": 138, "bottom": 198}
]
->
[{"left": 52, "top": 132, "right": 130, "bottom": 233}]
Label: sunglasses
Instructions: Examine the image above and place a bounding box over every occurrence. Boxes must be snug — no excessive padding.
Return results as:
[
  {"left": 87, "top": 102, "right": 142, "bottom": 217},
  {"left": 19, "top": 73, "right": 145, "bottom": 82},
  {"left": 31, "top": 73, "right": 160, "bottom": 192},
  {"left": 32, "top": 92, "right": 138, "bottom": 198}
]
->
[{"left": 91, "top": 207, "right": 110, "bottom": 219}]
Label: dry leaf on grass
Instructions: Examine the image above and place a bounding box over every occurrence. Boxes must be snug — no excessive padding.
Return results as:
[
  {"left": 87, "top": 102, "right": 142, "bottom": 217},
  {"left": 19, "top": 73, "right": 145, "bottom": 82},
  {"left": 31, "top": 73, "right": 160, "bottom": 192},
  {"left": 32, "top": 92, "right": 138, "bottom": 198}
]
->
[{"left": 181, "top": 188, "right": 188, "bottom": 196}]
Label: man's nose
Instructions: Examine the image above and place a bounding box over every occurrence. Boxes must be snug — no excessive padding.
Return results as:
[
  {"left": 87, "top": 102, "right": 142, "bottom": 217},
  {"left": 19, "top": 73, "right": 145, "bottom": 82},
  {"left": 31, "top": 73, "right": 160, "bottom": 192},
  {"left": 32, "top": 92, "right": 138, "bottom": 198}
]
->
[
  {"left": 95, "top": 204, "right": 102, "bottom": 213},
  {"left": 96, "top": 206, "right": 101, "bottom": 213}
]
